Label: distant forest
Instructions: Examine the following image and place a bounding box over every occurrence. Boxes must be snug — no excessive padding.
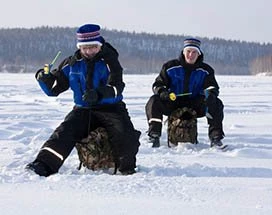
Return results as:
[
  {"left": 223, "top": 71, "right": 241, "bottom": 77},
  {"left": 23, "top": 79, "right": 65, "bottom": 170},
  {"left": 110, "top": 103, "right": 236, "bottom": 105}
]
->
[{"left": 1, "top": 27, "right": 272, "bottom": 75}]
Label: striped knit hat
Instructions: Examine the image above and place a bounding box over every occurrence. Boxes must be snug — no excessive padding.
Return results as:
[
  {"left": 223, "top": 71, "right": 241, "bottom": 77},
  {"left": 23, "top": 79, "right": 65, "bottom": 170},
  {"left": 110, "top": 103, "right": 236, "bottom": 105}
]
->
[
  {"left": 76, "top": 24, "right": 103, "bottom": 48},
  {"left": 183, "top": 38, "right": 201, "bottom": 54}
]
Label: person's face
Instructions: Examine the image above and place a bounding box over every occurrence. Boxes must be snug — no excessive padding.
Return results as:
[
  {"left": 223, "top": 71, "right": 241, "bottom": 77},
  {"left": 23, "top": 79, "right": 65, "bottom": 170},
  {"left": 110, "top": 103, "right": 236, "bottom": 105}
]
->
[
  {"left": 80, "top": 44, "right": 101, "bottom": 59},
  {"left": 183, "top": 48, "right": 200, "bottom": 64}
]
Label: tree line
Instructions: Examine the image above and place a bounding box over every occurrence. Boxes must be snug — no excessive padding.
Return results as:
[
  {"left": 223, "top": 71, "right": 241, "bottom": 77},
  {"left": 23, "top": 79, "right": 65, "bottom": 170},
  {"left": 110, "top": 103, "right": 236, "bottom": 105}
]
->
[{"left": 0, "top": 26, "right": 272, "bottom": 75}]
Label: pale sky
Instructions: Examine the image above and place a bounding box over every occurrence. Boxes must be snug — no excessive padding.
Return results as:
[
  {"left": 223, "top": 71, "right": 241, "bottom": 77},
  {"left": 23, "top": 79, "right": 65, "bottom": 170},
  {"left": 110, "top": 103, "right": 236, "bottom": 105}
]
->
[{"left": 1, "top": 0, "right": 271, "bottom": 43}]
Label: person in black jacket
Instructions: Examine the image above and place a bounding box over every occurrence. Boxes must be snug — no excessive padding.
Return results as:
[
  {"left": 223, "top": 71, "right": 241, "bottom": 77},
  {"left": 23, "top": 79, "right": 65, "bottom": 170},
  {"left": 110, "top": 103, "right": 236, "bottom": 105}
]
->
[
  {"left": 26, "top": 24, "right": 140, "bottom": 176},
  {"left": 145, "top": 38, "right": 225, "bottom": 148}
]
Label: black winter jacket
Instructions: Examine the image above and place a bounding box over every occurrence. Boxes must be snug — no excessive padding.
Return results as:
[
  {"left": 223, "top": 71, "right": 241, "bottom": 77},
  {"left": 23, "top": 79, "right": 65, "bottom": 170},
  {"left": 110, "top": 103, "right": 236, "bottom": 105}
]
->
[{"left": 152, "top": 52, "right": 220, "bottom": 100}]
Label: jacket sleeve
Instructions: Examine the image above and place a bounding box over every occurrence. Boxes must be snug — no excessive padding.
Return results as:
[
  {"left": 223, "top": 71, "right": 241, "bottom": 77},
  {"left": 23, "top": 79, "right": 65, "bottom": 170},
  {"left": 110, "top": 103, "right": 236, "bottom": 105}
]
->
[
  {"left": 202, "top": 63, "right": 220, "bottom": 95},
  {"left": 96, "top": 42, "right": 125, "bottom": 99},
  {"left": 36, "top": 58, "right": 70, "bottom": 96},
  {"left": 152, "top": 63, "right": 171, "bottom": 95}
]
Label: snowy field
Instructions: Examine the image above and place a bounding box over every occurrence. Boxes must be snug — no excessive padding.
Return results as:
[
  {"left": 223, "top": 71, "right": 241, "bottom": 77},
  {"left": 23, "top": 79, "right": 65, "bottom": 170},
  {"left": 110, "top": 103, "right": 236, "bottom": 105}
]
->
[{"left": 0, "top": 73, "right": 272, "bottom": 215}]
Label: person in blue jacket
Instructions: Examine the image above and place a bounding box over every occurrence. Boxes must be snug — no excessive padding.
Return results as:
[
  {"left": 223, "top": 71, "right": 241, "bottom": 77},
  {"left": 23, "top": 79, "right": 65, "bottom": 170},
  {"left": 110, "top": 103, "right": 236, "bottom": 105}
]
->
[
  {"left": 145, "top": 38, "right": 225, "bottom": 148},
  {"left": 26, "top": 24, "right": 140, "bottom": 176}
]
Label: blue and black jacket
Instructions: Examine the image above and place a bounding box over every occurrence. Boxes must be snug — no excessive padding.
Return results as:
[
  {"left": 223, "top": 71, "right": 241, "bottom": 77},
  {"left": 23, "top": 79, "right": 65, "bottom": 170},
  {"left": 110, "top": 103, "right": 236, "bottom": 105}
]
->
[
  {"left": 152, "top": 52, "right": 220, "bottom": 100},
  {"left": 36, "top": 42, "right": 125, "bottom": 108}
]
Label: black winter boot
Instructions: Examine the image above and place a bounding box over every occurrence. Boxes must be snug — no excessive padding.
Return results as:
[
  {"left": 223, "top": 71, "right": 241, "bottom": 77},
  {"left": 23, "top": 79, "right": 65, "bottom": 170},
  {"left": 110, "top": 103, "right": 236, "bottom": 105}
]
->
[
  {"left": 118, "top": 156, "right": 136, "bottom": 175},
  {"left": 148, "top": 131, "right": 160, "bottom": 148},
  {"left": 149, "top": 136, "right": 160, "bottom": 148},
  {"left": 26, "top": 160, "right": 54, "bottom": 177},
  {"left": 210, "top": 136, "right": 227, "bottom": 150},
  {"left": 210, "top": 138, "right": 223, "bottom": 147}
]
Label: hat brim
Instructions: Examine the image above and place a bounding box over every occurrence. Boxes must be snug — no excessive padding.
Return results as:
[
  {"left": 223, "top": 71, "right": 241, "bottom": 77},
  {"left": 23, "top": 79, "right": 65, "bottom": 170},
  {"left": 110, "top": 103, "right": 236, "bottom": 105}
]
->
[
  {"left": 77, "top": 41, "right": 103, "bottom": 49},
  {"left": 183, "top": 46, "right": 201, "bottom": 55}
]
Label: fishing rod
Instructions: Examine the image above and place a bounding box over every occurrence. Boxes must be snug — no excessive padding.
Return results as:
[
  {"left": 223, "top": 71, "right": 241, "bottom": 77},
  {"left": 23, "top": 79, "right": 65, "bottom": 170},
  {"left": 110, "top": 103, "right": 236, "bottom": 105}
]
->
[{"left": 169, "top": 92, "right": 192, "bottom": 101}]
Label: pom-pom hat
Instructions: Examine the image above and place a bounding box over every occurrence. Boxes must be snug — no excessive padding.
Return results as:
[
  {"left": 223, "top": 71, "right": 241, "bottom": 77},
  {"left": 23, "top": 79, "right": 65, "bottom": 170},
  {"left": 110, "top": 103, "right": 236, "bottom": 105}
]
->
[
  {"left": 76, "top": 24, "right": 103, "bottom": 48},
  {"left": 183, "top": 38, "right": 201, "bottom": 54}
]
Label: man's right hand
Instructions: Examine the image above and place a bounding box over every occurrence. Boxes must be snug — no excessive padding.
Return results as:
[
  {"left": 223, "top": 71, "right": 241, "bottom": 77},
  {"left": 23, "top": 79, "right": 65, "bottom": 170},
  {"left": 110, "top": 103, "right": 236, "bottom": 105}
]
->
[
  {"left": 35, "top": 69, "right": 52, "bottom": 81},
  {"left": 159, "top": 90, "right": 170, "bottom": 101}
]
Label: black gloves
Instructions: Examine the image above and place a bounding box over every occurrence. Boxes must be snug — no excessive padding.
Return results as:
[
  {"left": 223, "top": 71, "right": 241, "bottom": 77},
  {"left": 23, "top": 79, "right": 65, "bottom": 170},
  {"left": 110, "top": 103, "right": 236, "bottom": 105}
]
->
[
  {"left": 82, "top": 87, "right": 111, "bottom": 106},
  {"left": 159, "top": 90, "right": 170, "bottom": 101},
  {"left": 35, "top": 69, "right": 52, "bottom": 82},
  {"left": 82, "top": 89, "right": 99, "bottom": 106}
]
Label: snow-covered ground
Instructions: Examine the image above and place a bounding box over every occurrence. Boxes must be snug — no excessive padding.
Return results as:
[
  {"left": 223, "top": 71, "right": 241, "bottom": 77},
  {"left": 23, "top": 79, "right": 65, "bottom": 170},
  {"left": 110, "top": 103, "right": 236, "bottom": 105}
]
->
[{"left": 0, "top": 73, "right": 272, "bottom": 215}]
